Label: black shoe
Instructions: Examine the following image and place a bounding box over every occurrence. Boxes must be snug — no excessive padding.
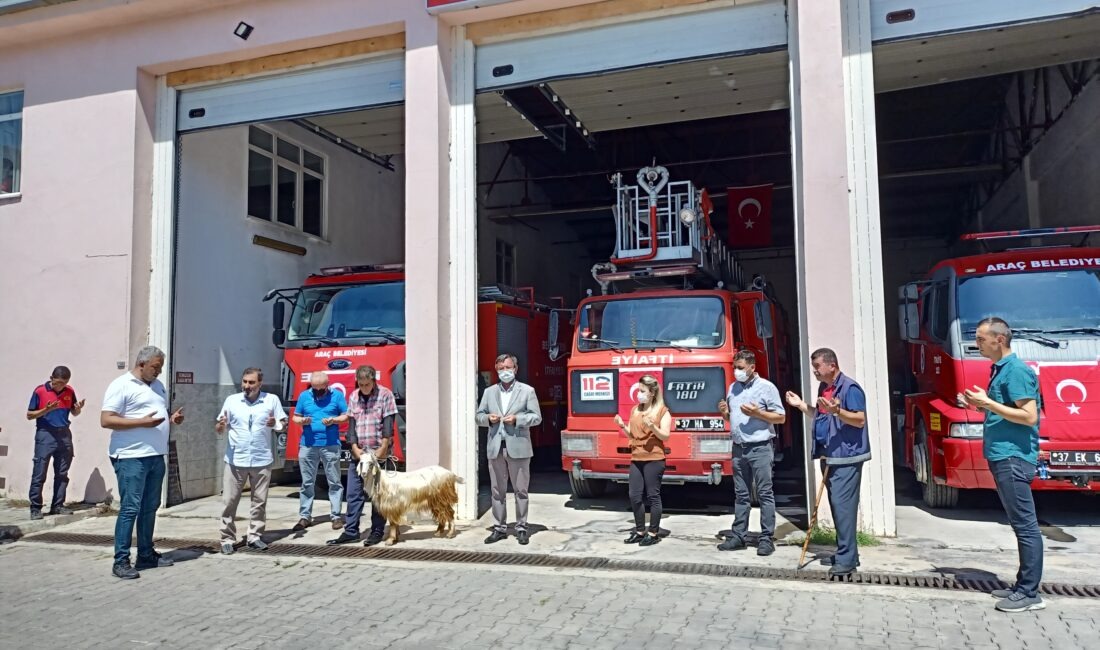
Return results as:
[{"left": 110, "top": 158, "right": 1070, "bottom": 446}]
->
[
  {"left": 639, "top": 534, "right": 660, "bottom": 547},
  {"left": 112, "top": 563, "right": 140, "bottom": 580},
  {"left": 829, "top": 564, "right": 857, "bottom": 577},
  {"left": 819, "top": 554, "right": 835, "bottom": 566},
  {"left": 484, "top": 530, "right": 508, "bottom": 544},
  {"left": 48, "top": 506, "right": 74, "bottom": 516},
  {"left": 717, "top": 536, "right": 746, "bottom": 551},
  {"left": 135, "top": 552, "right": 174, "bottom": 570},
  {"left": 326, "top": 533, "right": 360, "bottom": 546},
  {"left": 757, "top": 538, "right": 776, "bottom": 557},
  {"left": 363, "top": 532, "right": 385, "bottom": 547},
  {"left": 292, "top": 518, "right": 311, "bottom": 532},
  {"left": 624, "top": 531, "right": 646, "bottom": 544},
  {"left": 29, "top": 510, "right": 43, "bottom": 521},
  {"left": 516, "top": 530, "right": 530, "bottom": 545},
  {"left": 247, "top": 539, "right": 269, "bottom": 551}
]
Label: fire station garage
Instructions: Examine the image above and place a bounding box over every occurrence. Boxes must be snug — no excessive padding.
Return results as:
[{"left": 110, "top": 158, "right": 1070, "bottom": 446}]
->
[{"left": 152, "top": 1, "right": 1100, "bottom": 535}]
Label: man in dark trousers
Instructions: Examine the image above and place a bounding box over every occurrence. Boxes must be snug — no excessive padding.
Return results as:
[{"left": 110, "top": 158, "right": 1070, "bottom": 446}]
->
[
  {"left": 785, "top": 348, "right": 870, "bottom": 576},
  {"left": 27, "top": 366, "right": 85, "bottom": 519},
  {"left": 961, "top": 317, "right": 1045, "bottom": 613},
  {"left": 476, "top": 353, "right": 542, "bottom": 545}
]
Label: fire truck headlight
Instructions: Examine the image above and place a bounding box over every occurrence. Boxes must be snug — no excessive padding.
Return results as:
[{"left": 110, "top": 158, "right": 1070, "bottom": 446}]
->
[
  {"left": 561, "top": 435, "right": 595, "bottom": 454},
  {"left": 678, "top": 207, "right": 696, "bottom": 225},
  {"left": 698, "top": 438, "right": 732, "bottom": 455},
  {"left": 948, "top": 423, "right": 984, "bottom": 439}
]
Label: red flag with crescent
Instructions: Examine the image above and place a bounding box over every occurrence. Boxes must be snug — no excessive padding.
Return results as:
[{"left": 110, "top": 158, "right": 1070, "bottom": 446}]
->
[
  {"left": 726, "top": 184, "right": 773, "bottom": 248},
  {"left": 1037, "top": 362, "right": 1100, "bottom": 442}
]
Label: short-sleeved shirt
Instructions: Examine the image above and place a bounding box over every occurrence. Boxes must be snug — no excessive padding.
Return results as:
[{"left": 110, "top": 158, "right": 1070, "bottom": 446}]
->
[
  {"left": 220, "top": 392, "right": 288, "bottom": 468},
  {"left": 295, "top": 388, "right": 348, "bottom": 448},
  {"left": 102, "top": 372, "right": 170, "bottom": 459},
  {"left": 812, "top": 382, "right": 867, "bottom": 446},
  {"left": 725, "top": 375, "right": 785, "bottom": 444},
  {"left": 346, "top": 385, "right": 398, "bottom": 451},
  {"left": 29, "top": 381, "right": 78, "bottom": 429},
  {"left": 983, "top": 353, "right": 1041, "bottom": 465}
]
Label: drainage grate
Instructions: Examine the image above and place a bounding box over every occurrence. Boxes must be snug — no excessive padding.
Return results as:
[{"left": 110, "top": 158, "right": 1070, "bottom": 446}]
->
[{"left": 22, "top": 531, "right": 1100, "bottom": 599}]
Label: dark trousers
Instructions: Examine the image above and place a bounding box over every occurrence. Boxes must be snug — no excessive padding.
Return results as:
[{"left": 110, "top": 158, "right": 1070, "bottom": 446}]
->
[
  {"left": 989, "top": 457, "right": 1043, "bottom": 597},
  {"left": 111, "top": 455, "right": 165, "bottom": 566},
  {"left": 731, "top": 441, "right": 775, "bottom": 541},
  {"left": 344, "top": 461, "right": 385, "bottom": 538},
  {"left": 825, "top": 461, "right": 864, "bottom": 568},
  {"left": 29, "top": 428, "right": 74, "bottom": 512},
  {"left": 628, "top": 459, "right": 665, "bottom": 533}
]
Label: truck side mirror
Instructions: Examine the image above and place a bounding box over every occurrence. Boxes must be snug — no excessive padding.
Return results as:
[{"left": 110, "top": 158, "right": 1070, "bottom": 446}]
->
[
  {"left": 272, "top": 301, "right": 285, "bottom": 329},
  {"left": 754, "top": 301, "right": 774, "bottom": 340},
  {"left": 272, "top": 328, "right": 286, "bottom": 347},
  {"left": 898, "top": 284, "right": 920, "bottom": 341}
]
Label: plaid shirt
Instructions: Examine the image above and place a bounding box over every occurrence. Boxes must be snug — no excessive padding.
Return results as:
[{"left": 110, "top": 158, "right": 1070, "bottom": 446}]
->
[{"left": 347, "top": 385, "right": 398, "bottom": 450}]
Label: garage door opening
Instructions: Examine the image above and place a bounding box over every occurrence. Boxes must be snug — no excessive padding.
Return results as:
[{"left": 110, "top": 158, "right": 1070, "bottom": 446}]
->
[
  {"left": 873, "top": 11, "right": 1100, "bottom": 514},
  {"left": 170, "top": 90, "right": 405, "bottom": 505},
  {"left": 472, "top": 48, "right": 807, "bottom": 537}
]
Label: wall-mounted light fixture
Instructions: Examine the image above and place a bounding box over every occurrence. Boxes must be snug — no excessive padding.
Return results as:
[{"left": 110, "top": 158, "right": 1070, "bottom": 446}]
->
[{"left": 234, "top": 21, "right": 254, "bottom": 40}]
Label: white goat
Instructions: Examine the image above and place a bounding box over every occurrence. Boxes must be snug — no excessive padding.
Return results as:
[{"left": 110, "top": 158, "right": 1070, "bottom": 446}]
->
[{"left": 358, "top": 455, "right": 463, "bottom": 545}]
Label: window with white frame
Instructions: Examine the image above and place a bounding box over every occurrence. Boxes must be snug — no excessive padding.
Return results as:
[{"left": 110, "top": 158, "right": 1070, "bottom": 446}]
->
[
  {"left": 496, "top": 239, "right": 516, "bottom": 286},
  {"left": 247, "top": 125, "right": 325, "bottom": 236},
  {"left": 0, "top": 90, "right": 23, "bottom": 195}
]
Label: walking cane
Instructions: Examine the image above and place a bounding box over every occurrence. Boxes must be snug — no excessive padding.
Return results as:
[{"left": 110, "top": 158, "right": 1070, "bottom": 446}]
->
[{"left": 798, "top": 462, "right": 829, "bottom": 570}]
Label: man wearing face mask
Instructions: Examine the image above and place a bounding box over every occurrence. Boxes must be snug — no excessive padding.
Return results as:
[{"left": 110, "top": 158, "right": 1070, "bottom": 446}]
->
[
  {"left": 476, "top": 353, "right": 542, "bottom": 545},
  {"left": 717, "top": 350, "right": 786, "bottom": 556},
  {"left": 785, "top": 348, "right": 869, "bottom": 576},
  {"left": 291, "top": 372, "right": 348, "bottom": 532}
]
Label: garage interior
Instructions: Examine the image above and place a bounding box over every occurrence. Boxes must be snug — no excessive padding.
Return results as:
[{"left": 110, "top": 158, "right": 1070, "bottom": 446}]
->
[{"left": 164, "top": 9, "right": 1100, "bottom": 520}]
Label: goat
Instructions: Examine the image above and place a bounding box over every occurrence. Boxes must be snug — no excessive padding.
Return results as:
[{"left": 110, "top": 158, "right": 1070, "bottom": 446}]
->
[{"left": 358, "top": 454, "right": 463, "bottom": 545}]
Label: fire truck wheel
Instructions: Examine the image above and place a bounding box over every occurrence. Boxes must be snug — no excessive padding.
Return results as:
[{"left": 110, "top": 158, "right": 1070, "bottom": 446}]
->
[
  {"left": 914, "top": 433, "right": 959, "bottom": 509},
  {"left": 569, "top": 474, "right": 608, "bottom": 499}
]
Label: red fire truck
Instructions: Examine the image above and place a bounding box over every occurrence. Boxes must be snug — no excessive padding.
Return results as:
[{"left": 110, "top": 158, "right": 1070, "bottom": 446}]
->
[
  {"left": 560, "top": 164, "right": 794, "bottom": 498},
  {"left": 265, "top": 266, "right": 569, "bottom": 472},
  {"left": 896, "top": 226, "right": 1100, "bottom": 507}
]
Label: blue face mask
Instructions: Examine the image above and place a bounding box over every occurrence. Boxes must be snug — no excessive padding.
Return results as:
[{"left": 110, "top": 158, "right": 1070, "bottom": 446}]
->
[{"left": 312, "top": 388, "right": 327, "bottom": 398}]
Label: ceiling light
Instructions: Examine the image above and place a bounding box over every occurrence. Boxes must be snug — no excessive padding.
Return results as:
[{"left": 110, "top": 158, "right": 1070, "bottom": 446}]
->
[{"left": 234, "top": 21, "right": 254, "bottom": 40}]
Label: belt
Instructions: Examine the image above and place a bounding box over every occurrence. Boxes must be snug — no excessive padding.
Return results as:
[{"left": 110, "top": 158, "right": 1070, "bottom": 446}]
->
[
  {"left": 733, "top": 439, "right": 772, "bottom": 448},
  {"left": 39, "top": 426, "right": 71, "bottom": 434}
]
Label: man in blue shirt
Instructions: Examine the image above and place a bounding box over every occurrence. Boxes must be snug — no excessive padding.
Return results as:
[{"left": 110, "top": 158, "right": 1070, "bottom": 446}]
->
[
  {"left": 717, "top": 349, "right": 786, "bottom": 556},
  {"left": 785, "top": 348, "right": 870, "bottom": 576},
  {"left": 26, "top": 366, "right": 85, "bottom": 519},
  {"left": 291, "top": 372, "right": 348, "bottom": 531},
  {"left": 962, "top": 317, "right": 1044, "bottom": 614}
]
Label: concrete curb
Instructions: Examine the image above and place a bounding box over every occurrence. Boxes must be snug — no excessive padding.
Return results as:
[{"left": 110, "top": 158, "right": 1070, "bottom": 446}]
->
[{"left": 0, "top": 506, "right": 109, "bottom": 541}]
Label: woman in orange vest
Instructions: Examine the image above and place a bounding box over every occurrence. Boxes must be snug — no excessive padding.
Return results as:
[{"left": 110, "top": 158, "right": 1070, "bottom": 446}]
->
[{"left": 614, "top": 374, "right": 672, "bottom": 547}]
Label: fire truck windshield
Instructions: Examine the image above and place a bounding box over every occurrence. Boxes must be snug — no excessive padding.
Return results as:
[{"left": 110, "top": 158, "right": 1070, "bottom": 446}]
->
[
  {"left": 958, "top": 269, "right": 1100, "bottom": 334},
  {"left": 288, "top": 281, "right": 405, "bottom": 344},
  {"left": 577, "top": 296, "right": 725, "bottom": 350}
]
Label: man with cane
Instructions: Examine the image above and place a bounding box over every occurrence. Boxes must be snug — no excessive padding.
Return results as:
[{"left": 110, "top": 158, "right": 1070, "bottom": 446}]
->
[{"left": 785, "top": 348, "right": 870, "bottom": 576}]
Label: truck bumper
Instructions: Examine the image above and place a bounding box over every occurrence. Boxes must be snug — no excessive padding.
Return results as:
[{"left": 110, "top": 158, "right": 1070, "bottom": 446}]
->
[
  {"left": 566, "top": 458, "right": 727, "bottom": 485},
  {"left": 941, "top": 439, "right": 1100, "bottom": 490}
]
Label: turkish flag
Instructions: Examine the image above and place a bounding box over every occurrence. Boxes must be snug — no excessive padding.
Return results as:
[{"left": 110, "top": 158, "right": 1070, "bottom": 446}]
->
[
  {"left": 727, "top": 184, "right": 773, "bottom": 248},
  {"left": 617, "top": 370, "right": 663, "bottom": 435},
  {"left": 1037, "top": 363, "right": 1100, "bottom": 443}
]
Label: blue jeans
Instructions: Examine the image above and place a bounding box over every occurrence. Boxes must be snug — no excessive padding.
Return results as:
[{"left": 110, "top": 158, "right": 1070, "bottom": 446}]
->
[
  {"left": 344, "top": 460, "right": 385, "bottom": 538},
  {"left": 989, "top": 457, "right": 1043, "bottom": 597},
  {"left": 111, "top": 455, "right": 165, "bottom": 566},
  {"left": 30, "top": 428, "right": 74, "bottom": 512},
  {"left": 298, "top": 445, "right": 343, "bottom": 520},
  {"left": 825, "top": 461, "right": 863, "bottom": 568}
]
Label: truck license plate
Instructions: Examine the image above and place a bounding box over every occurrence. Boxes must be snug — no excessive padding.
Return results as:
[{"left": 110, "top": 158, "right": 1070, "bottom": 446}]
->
[
  {"left": 339, "top": 449, "right": 353, "bottom": 462},
  {"left": 1050, "top": 451, "right": 1100, "bottom": 466},
  {"left": 676, "top": 417, "right": 725, "bottom": 431}
]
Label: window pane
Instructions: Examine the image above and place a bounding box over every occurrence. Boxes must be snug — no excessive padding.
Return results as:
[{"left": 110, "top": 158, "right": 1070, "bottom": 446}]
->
[
  {"left": 247, "top": 151, "right": 272, "bottom": 220},
  {"left": 303, "top": 175, "right": 323, "bottom": 236},
  {"left": 0, "top": 91, "right": 22, "bottom": 195},
  {"left": 304, "top": 150, "right": 324, "bottom": 175},
  {"left": 277, "top": 166, "right": 297, "bottom": 226},
  {"left": 277, "top": 138, "right": 300, "bottom": 164},
  {"left": 248, "top": 126, "right": 273, "bottom": 152}
]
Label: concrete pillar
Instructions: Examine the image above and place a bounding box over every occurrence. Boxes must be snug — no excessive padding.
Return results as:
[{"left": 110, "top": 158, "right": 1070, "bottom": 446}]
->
[
  {"left": 789, "top": 0, "right": 896, "bottom": 536},
  {"left": 403, "top": 19, "right": 479, "bottom": 519}
]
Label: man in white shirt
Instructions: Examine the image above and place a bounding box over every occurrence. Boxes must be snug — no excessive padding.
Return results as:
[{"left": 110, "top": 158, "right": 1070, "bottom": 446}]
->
[
  {"left": 101, "top": 346, "right": 184, "bottom": 580},
  {"left": 215, "top": 367, "right": 288, "bottom": 555}
]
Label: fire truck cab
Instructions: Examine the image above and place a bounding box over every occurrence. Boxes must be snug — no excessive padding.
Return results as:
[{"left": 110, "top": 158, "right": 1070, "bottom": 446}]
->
[
  {"left": 560, "top": 165, "right": 794, "bottom": 498},
  {"left": 897, "top": 226, "right": 1100, "bottom": 507}
]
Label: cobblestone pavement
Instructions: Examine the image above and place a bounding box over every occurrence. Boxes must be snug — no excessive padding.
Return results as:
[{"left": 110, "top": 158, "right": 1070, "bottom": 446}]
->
[{"left": 0, "top": 541, "right": 1095, "bottom": 650}]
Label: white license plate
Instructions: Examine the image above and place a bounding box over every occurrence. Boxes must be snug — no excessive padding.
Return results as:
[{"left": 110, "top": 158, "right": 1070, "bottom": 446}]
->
[
  {"left": 339, "top": 449, "right": 353, "bottom": 462},
  {"left": 676, "top": 417, "right": 725, "bottom": 432},
  {"left": 1050, "top": 451, "right": 1100, "bottom": 466}
]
